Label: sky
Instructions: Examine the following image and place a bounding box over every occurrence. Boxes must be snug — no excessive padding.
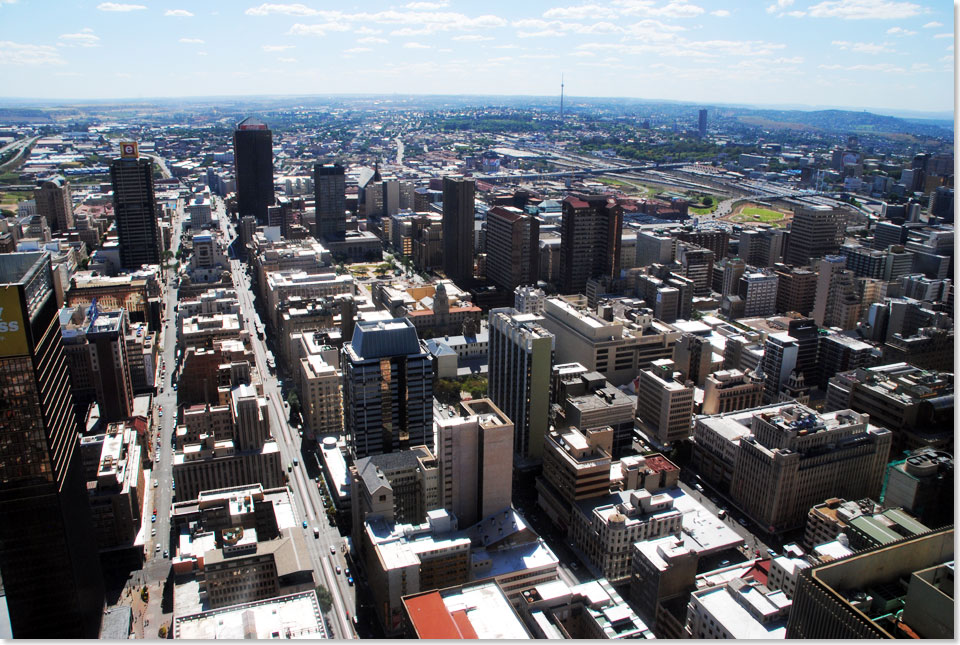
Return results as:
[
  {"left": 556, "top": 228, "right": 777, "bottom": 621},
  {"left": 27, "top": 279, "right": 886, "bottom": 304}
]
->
[{"left": 0, "top": 0, "right": 955, "bottom": 114}]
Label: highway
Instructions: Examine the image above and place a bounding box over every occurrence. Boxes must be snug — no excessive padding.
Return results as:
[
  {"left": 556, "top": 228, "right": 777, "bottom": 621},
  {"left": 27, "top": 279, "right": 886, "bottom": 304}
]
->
[
  {"left": 0, "top": 136, "right": 38, "bottom": 170},
  {"left": 215, "top": 203, "right": 357, "bottom": 638}
]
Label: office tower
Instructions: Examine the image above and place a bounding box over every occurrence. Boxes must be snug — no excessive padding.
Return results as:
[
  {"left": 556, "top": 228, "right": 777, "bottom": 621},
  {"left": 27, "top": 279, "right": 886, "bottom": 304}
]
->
[
  {"left": 233, "top": 117, "right": 275, "bottom": 223},
  {"left": 678, "top": 244, "right": 714, "bottom": 297},
  {"left": 441, "top": 176, "right": 476, "bottom": 286},
  {"left": 435, "top": 399, "right": 514, "bottom": 527},
  {"left": 673, "top": 333, "right": 713, "bottom": 387},
  {"left": 883, "top": 448, "right": 953, "bottom": 529},
  {"left": 635, "top": 230, "right": 676, "bottom": 267},
  {"left": 698, "top": 109, "right": 707, "bottom": 138},
  {"left": 110, "top": 142, "right": 161, "bottom": 270},
  {"left": 787, "top": 527, "right": 953, "bottom": 639},
  {"left": 774, "top": 263, "right": 817, "bottom": 315},
  {"left": 675, "top": 228, "right": 728, "bottom": 259},
  {"left": 930, "top": 186, "right": 954, "bottom": 222},
  {"left": 740, "top": 227, "right": 784, "bottom": 267},
  {"left": 60, "top": 305, "right": 135, "bottom": 422},
  {"left": 0, "top": 252, "right": 105, "bottom": 638},
  {"left": 760, "top": 332, "right": 799, "bottom": 402},
  {"left": 314, "top": 162, "right": 346, "bottom": 240},
  {"left": 341, "top": 319, "right": 433, "bottom": 460},
  {"left": 701, "top": 369, "right": 764, "bottom": 415},
  {"left": 559, "top": 194, "right": 623, "bottom": 294},
  {"left": 485, "top": 206, "right": 540, "bottom": 291},
  {"left": 36, "top": 176, "right": 74, "bottom": 232},
  {"left": 488, "top": 308, "right": 554, "bottom": 461},
  {"left": 729, "top": 404, "right": 891, "bottom": 532},
  {"left": 783, "top": 205, "right": 844, "bottom": 266},
  {"left": 813, "top": 255, "right": 861, "bottom": 329},
  {"left": 785, "top": 316, "right": 819, "bottom": 382},
  {"left": 635, "top": 363, "right": 695, "bottom": 445},
  {"left": 739, "top": 271, "right": 779, "bottom": 317}
]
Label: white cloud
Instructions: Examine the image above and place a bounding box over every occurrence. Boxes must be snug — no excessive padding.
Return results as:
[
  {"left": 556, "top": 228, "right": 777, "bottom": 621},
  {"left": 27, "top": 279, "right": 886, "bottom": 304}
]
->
[
  {"left": 452, "top": 34, "right": 493, "bottom": 41},
  {"left": 196, "top": 51, "right": 208, "bottom": 56},
  {"left": 807, "top": 0, "right": 924, "bottom": 20},
  {"left": 97, "top": 2, "right": 145, "bottom": 11},
  {"left": 711, "top": 9, "right": 730, "bottom": 17},
  {"left": 180, "top": 37, "right": 205, "bottom": 44},
  {"left": 544, "top": 4, "right": 619, "bottom": 20},
  {"left": 0, "top": 0, "right": 18, "bottom": 5},
  {"left": 766, "top": 0, "right": 794, "bottom": 13},
  {"left": 165, "top": 9, "right": 193, "bottom": 17},
  {"left": 343, "top": 47, "right": 370, "bottom": 53},
  {"left": 933, "top": 33, "right": 951, "bottom": 39},
  {"left": 405, "top": 1, "right": 448, "bottom": 8},
  {"left": 832, "top": 40, "right": 893, "bottom": 53},
  {"left": 0, "top": 40, "right": 65, "bottom": 64},
  {"left": 261, "top": 44, "right": 293, "bottom": 51},
  {"left": 59, "top": 28, "right": 100, "bottom": 47},
  {"left": 819, "top": 62, "right": 904, "bottom": 72},
  {"left": 277, "top": 56, "right": 297, "bottom": 62},
  {"left": 287, "top": 22, "right": 351, "bottom": 36},
  {"left": 922, "top": 21, "right": 942, "bottom": 28},
  {"left": 357, "top": 36, "right": 388, "bottom": 44},
  {"left": 403, "top": 41, "right": 431, "bottom": 48},
  {"left": 354, "top": 26, "right": 382, "bottom": 34},
  {"left": 246, "top": 3, "right": 319, "bottom": 16},
  {"left": 886, "top": 26, "right": 916, "bottom": 35}
]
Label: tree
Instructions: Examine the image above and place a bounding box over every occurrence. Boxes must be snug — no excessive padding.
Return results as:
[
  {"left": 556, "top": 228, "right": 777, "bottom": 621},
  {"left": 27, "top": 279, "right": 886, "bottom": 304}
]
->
[
  {"left": 702, "top": 196, "right": 713, "bottom": 206},
  {"left": 315, "top": 585, "right": 334, "bottom": 613},
  {"left": 158, "top": 624, "right": 168, "bottom": 639}
]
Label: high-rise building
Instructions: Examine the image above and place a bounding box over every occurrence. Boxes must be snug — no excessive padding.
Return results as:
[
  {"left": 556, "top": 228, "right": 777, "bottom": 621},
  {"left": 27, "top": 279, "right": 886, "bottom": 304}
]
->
[
  {"left": 635, "top": 363, "right": 695, "bottom": 445},
  {"left": 488, "top": 308, "right": 554, "bottom": 461},
  {"left": 314, "top": 162, "right": 346, "bottom": 240},
  {"left": 786, "top": 316, "right": 820, "bottom": 383},
  {"left": 233, "top": 117, "right": 275, "bottom": 223},
  {"left": 558, "top": 194, "right": 623, "bottom": 294},
  {"left": 774, "top": 264, "right": 818, "bottom": 316},
  {"left": 36, "top": 176, "right": 74, "bottom": 232},
  {"left": 435, "top": 399, "right": 514, "bottom": 527},
  {"left": 760, "top": 332, "right": 799, "bottom": 402},
  {"left": 0, "top": 252, "right": 105, "bottom": 637},
  {"left": 783, "top": 205, "right": 844, "bottom": 266},
  {"left": 740, "top": 228, "right": 784, "bottom": 267},
  {"left": 341, "top": 319, "right": 434, "bottom": 460},
  {"left": 441, "top": 176, "right": 476, "bottom": 286},
  {"left": 701, "top": 369, "right": 764, "bottom": 415},
  {"left": 110, "top": 142, "right": 161, "bottom": 270},
  {"left": 738, "top": 271, "right": 779, "bottom": 317},
  {"left": 485, "top": 206, "right": 540, "bottom": 292},
  {"left": 698, "top": 109, "right": 707, "bottom": 138},
  {"left": 678, "top": 244, "right": 714, "bottom": 297},
  {"left": 813, "top": 255, "right": 861, "bottom": 329}
]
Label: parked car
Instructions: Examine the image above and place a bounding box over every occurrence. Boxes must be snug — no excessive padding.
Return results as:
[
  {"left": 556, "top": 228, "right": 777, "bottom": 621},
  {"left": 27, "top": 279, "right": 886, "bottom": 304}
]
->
[{"left": 302, "top": 520, "right": 308, "bottom": 529}]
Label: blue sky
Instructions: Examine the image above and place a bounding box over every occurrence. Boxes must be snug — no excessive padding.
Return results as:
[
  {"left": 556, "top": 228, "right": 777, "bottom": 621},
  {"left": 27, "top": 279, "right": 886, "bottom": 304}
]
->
[{"left": 0, "top": 0, "right": 954, "bottom": 113}]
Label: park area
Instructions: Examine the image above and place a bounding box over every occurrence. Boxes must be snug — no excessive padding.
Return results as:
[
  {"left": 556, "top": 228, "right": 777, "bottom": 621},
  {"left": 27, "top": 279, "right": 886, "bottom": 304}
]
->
[{"left": 723, "top": 202, "right": 792, "bottom": 227}]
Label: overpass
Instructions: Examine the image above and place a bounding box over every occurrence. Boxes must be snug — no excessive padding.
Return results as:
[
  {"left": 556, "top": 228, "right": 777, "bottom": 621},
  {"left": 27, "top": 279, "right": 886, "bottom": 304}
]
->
[{"left": 472, "top": 162, "right": 688, "bottom": 183}]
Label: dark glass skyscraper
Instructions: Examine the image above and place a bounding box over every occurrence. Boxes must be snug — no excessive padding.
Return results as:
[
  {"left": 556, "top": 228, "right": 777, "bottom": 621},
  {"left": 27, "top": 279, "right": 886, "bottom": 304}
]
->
[
  {"left": 233, "top": 117, "right": 275, "bottom": 224},
  {"left": 110, "top": 142, "right": 161, "bottom": 270},
  {"left": 441, "top": 176, "right": 475, "bottom": 287},
  {"left": 314, "top": 162, "right": 346, "bottom": 240},
  {"left": 558, "top": 193, "right": 623, "bottom": 295},
  {"left": 0, "top": 252, "right": 105, "bottom": 638}
]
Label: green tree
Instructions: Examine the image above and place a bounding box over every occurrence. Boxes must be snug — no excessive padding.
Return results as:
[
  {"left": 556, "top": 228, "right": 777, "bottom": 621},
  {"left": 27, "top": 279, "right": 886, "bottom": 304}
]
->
[
  {"left": 702, "top": 196, "right": 713, "bottom": 206},
  {"left": 315, "top": 585, "right": 334, "bottom": 613}
]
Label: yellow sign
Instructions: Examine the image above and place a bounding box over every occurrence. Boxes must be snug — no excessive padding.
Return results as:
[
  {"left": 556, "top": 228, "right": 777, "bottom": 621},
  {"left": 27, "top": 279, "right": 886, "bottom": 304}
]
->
[
  {"left": 0, "top": 288, "right": 28, "bottom": 357},
  {"left": 120, "top": 141, "right": 139, "bottom": 158}
]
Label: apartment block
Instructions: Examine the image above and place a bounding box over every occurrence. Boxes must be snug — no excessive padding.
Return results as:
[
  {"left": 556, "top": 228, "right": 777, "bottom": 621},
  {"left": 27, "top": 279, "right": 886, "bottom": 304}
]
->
[
  {"left": 635, "top": 364, "right": 695, "bottom": 446},
  {"left": 701, "top": 369, "right": 765, "bottom": 415},
  {"left": 559, "top": 194, "right": 623, "bottom": 294}
]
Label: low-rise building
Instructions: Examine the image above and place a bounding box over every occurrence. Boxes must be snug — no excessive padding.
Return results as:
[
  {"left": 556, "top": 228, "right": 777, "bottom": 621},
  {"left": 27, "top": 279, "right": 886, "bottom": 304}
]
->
[
  {"left": 519, "top": 577, "right": 654, "bottom": 639},
  {"left": 402, "top": 581, "right": 532, "bottom": 640},
  {"left": 173, "top": 591, "right": 327, "bottom": 639},
  {"left": 701, "top": 369, "right": 764, "bottom": 415},
  {"left": 635, "top": 363, "right": 695, "bottom": 446},
  {"left": 685, "top": 578, "right": 791, "bottom": 639}
]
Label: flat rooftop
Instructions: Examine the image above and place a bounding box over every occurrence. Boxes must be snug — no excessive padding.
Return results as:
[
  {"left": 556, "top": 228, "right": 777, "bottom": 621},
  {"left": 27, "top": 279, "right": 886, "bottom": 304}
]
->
[{"left": 173, "top": 591, "right": 326, "bottom": 639}]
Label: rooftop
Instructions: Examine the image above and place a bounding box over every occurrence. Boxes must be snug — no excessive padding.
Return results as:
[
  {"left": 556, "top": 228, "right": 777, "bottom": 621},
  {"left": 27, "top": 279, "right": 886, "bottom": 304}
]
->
[
  {"left": 404, "top": 582, "right": 530, "bottom": 639},
  {"left": 173, "top": 591, "right": 325, "bottom": 639}
]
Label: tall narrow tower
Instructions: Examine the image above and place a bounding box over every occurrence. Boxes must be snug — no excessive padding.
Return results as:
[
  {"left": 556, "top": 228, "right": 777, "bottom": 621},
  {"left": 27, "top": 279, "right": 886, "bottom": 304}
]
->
[{"left": 560, "top": 74, "right": 565, "bottom": 121}]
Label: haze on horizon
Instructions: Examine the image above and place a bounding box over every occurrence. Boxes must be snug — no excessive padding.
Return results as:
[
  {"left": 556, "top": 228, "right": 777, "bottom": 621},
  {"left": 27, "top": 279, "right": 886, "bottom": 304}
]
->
[{"left": 0, "top": 0, "right": 955, "bottom": 114}]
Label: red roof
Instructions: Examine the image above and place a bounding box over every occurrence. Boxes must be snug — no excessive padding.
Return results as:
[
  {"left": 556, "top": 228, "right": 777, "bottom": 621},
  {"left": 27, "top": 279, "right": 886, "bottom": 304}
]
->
[
  {"left": 742, "top": 559, "right": 771, "bottom": 586},
  {"left": 563, "top": 195, "right": 589, "bottom": 208},
  {"left": 404, "top": 592, "right": 477, "bottom": 639},
  {"left": 645, "top": 454, "right": 679, "bottom": 473}
]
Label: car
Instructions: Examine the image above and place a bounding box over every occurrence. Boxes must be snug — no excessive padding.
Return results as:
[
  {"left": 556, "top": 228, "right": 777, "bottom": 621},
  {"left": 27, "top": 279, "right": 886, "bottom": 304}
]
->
[
  {"left": 152, "top": 528, "right": 156, "bottom": 536},
  {"left": 352, "top": 616, "right": 358, "bottom": 627},
  {"left": 159, "top": 411, "right": 163, "bottom": 417},
  {"left": 163, "top": 550, "right": 168, "bottom": 558},
  {"left": 767, "top": 548, "right": 777, "bottom": 557},
  {"left": 738, "top": 518, "right": 748, "bottom": 527},
  {"left": 173, "top": 384, "right": 178, "bottom": 391},
  {"left": 159, "top": 405, "right": 163, "bottom": 412},
  {"left": 156, "top": 543, "right": 161, "bottom": 552},
  {"left": 153, "top": 480, "right": 159, "bottom": 488},
  {"left": 347, "top": 576, "right": 354, "bottom": 586},
  {"left": 344, "top": 568, "right": 350, "bottom": 577},
  {"left": 694, "top": 484, "right": 704, "bottom": 492},
  {"left": 302, "top": 520, "right": 308, "bottom": 529},
  {"left": 330, "top": 545, "right": 336, "bottom": 555},
  {"left": 335, "top": 566, "right": 341, "bottom": 575},
  {"left": 315, "top": 476, "right": 320, "bottom": 483},
  {"left": 717, "top": 510, "right": 727, "bottom": 520},
  {"left": 152, "top": 515, "right": 157, "bottom": 523}
]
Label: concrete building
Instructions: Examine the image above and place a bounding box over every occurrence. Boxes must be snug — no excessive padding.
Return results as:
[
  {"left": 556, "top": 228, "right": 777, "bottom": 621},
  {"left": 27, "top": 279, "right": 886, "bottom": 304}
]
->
[
  {"left": 883, "top": 449, "right": 953, "bottom": 529},
  {"left": 635, "top": 230, "right": 676, "bottom": 267},
  {"left": 487, "top": 308, "right": 554, "bottom": 461},
  {"left": 314, "top": 162, "right": 346, "bottom": 240},
  {"left": 403, "top": 580, "right": 532, "bottom": 639},
  {"left": 678, "top": 244, "right": 714, "bottom": 297},
  {"left": 813, "top": 255, "right": 861, "bottom": 329},
  {"left": 514, "top": 285, "right": 546, "bottom": 314},
  {"left": 685, "top": 577, "right": 791, "bottom": 639},
  {"left": 817, "top": 333, "right": 874, "bottom": 389},
  {"left": 536, "top": 426, "right": 614, "bottom": 527},
  {"left": 635, "top": 363, "right": 695, "bottom": 446},
  {"left": 551, "top": 366, "right": 637, "bottom": 456},
  {"left": 783, "top": 205, "right": 844, "bottom": 266},
  {"left": 233, "top": 117, "right": 275, "bottom": 223},
  {"left": 701, "top": 369, "right": 765, "bottom": 415},
  {"left": 559, "top": 194, "right": 623, "bottom": 295},
  {"left": 760, "top": 332, "right": 799, "bottom": 403},
  {"left": 185, "top": 194, "right": 213, "bottom": 228},
  {"left": 174, "top": 591, "right": 327, "bottom": 639},
  {"left": 774, "top": 264, "right": 818, "bottom": 316},
  {"left": 740, "top": 227, "right": 784, "bottom": 268},
  {"left": 80, "top": 424, "right": 144, "bottom": 554},
  {"left": 739, "top": 271, "right": 779, "bottom": 317},
  {"left": 442, "top": 176, "right": 476, "bottom": 287},
  {"left": 341, "top": 319, "right": 434, "bottom": 459},
  {"left": 787, "top": 527, "right": 953, "bottom": 639},
  {"left": 485, "top": 206, "right": 540, "bottom": 292},
  {"left": 540, "top": 296, "right": 679, "bottom": 387},
  {"left": 298, "top": 355, "right": 342, "bottom": 437},
  {"left": 630, "top": 535, "right": 699, "bottom": 636},
  {"left": 110, "top": 144, "right": 161, "bottom": 270},
  {"left": 672, "top": 333, "right": 715, "bottom": 388},
  {"left": 36, "top": 176, "right": 74, "bottom": 232},
  {"left": 803, "top": 497, "right": 880, "bottom": 549},
  {"left": 729, "top": 405, "right": 892, "bottom": 532},
  {"left": 435, "top": 399, "right": 514, "bottom": 528}
]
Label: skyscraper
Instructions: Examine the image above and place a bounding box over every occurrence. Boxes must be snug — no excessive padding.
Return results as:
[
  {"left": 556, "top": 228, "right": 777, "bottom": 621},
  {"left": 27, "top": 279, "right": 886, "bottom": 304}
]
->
[
  {"left": 0, "top": 252, "right": 105, "bottom": 637},
  {"left": 485, "top": 205, "right": 540, "bottom": 292},
  {"left": 233, "top": 117, "right": 275, "bottom": 223},
  {"left": 783, "top": 205, "right": 844, "bottom": 266},
  {"left": 558, "top": 194, "right": 623, "bottom": 295},
  {"left": 36, "top": 176, "right": 74, "bottom": 232},
  {"left": 488, "top": 308, "right": 555, "bottom": 461},
  {"left": 441, "top": 176, "right": 475, "bottom": 286},
  {"left": 314, "top": 162, "right": 346, "bottom": 240},
  {"left": 698, "top": 109, "right": 707, "bottom": 138},
  {"left": 341, "top": 319, "right": 434, "bottom": 460},
  {"left": 110, "top": 141, "right": 161, "bottom": 270}
]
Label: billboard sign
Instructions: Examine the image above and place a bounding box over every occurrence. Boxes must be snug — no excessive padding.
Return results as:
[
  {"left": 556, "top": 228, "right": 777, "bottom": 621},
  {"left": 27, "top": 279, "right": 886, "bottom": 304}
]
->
[
  {"left": 120, "top": 141, "right": 139, "bottom": 158},
  {"left": 0, "top": 288, "right": 28, "bottom": 357}
]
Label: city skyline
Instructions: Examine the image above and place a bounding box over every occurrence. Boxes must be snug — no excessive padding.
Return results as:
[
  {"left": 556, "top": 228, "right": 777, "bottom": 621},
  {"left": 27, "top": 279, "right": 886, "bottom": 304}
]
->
[{"left": 0, "top": 0, "right": 954, "bottom": 113}]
